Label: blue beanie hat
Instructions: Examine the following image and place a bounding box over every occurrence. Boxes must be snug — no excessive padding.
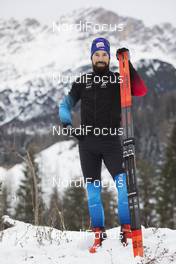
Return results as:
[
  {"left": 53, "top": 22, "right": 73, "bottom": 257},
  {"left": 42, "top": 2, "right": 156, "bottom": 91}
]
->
[{"left": 91, "top": 37, "right": 110, "bottom": 59}]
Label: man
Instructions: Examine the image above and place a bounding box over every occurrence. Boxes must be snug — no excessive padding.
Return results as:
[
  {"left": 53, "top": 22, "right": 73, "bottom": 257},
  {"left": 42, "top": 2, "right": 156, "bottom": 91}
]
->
[{"left": 59, "top": 37, "right": 147, "bottom": 253}]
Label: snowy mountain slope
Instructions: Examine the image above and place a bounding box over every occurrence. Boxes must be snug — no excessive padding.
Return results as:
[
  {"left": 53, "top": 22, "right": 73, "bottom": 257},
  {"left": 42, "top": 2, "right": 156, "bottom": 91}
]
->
[
  {"left": 0, "top": 7, "right": 176, "bottom": 126},
  {"left": 0, "top": 216, "right": 176, "bottom": 264},
  {"left": 0, "top": 139, "right": 115, "bottom": 209}
]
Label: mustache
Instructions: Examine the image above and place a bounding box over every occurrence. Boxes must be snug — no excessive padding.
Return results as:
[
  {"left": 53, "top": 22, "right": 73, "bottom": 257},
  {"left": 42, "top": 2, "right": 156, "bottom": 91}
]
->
[{"left": 95, "top": 61, "right": 107, "bottom": 65}]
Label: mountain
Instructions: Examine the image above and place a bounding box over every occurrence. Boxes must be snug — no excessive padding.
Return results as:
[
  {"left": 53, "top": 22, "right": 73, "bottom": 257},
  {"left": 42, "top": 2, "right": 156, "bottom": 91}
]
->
[{"left": 0, "top": 7, "right": 176, "bottom": 167}]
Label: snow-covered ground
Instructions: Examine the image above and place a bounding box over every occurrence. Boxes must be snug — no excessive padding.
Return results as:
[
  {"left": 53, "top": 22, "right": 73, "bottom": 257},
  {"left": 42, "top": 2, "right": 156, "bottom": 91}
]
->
[{"left": 0, "top": 216, "right": 176, "bottom": 264}]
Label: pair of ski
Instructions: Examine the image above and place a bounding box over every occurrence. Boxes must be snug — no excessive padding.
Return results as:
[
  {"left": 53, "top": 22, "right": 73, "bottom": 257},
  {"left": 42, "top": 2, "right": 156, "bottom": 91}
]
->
[{"left": 117, "top": 49, "right": 144, "bottom": 258}]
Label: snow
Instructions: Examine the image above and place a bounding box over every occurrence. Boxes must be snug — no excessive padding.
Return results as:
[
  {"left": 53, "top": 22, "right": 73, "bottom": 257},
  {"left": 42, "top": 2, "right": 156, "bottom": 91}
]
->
[
  {"left": 0, "top": 7, "right": 176, "bottom": 126},
  {"left": 0, "top": 216, "right": 176, "bottom": 264},
  {"left": 0, "top": 164, "right": 24, "bottom": 197},
  {"left": 0, "top": 140, "right": 115, "bottom": 209}
]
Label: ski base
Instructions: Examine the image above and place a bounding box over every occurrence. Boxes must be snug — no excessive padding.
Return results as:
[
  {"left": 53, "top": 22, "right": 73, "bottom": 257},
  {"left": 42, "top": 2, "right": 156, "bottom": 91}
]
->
[
  {"left": 121, "top": 224, "right": 144, "bottom": 257},
  {"left": 131, "top": 229, "right": 144, "bottom": 257}
]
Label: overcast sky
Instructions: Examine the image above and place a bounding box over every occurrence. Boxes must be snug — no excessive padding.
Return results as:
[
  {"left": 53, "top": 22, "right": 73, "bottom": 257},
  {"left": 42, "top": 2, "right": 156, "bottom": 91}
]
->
[{"left": 0, "top": 0, "right": 176, "bottom": 26}]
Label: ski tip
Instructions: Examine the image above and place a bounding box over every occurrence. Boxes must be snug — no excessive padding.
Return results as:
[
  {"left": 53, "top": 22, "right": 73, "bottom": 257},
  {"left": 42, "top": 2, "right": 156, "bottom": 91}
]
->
[{"left": 131, "top": 229, "right": 144, "bottom": 257}]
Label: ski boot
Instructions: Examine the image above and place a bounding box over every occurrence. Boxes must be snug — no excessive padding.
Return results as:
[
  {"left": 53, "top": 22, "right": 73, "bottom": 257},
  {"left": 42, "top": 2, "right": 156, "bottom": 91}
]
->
[
  {"left": 89, "top": 227, "right": 107, "bottom": 253},
  {"left": 120, "top": 224, "right": 132, "bottom": 246}
]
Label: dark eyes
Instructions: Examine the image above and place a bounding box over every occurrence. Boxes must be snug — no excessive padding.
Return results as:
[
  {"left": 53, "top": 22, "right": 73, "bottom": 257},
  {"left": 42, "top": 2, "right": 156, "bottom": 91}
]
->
[{"left": 95, "top": 53, "right": 108, "bottom": 57}]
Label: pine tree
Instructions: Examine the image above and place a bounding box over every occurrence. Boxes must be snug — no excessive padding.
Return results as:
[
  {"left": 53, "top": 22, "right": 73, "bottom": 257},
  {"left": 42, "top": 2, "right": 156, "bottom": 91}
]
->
[
  {"left": 15, "top": 147, "right": 45, "bottom": 225},
  {"left": 102, "top": 186, "right": 118, "bottom": 228},
  {"left": 137, "top": 159, "right": 156, "bottom": 227},
  {"left": 47, "top": 186, "right": 63, "bottom": 230},
  {"left": 0, "top": 183, "right": 11, "bottom": 230},
  {"left": 62, "top": 183, "right": 89, "bottom": 230},
  {"left": 157, "top": 122, "right": 176, "bottom": 228},
  {"left": 0, "top": 182, "right": 3, "bottom": 230}
]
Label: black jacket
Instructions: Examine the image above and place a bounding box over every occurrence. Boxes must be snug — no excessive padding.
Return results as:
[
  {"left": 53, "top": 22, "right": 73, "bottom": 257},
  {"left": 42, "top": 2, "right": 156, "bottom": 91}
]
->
[
  {"left": 59, "top": 65, "right": 147, "bottom": 132},
  {"left": 69, "top": 70, "right": 121, "bottom": 129}
]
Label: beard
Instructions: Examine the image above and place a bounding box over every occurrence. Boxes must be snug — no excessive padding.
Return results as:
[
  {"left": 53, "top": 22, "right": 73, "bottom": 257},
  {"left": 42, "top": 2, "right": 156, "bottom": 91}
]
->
[{"left": 92, "top": 61, "right": 109, "bottom": 74}]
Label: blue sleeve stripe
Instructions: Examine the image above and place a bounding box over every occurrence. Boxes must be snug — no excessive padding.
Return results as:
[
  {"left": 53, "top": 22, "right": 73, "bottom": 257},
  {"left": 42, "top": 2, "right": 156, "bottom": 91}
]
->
[{"left": 58, "top": 95, "right": 74, "bottom": 125}]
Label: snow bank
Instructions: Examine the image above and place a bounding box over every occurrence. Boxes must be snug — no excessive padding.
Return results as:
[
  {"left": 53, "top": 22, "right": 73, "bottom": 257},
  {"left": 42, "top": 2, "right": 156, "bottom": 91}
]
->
[{"left": 0, "top": 216, "right": 176, "bottom": 264}]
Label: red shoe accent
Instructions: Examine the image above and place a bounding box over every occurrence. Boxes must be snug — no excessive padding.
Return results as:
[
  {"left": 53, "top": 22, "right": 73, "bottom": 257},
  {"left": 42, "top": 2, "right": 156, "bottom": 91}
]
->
[
  {"left": 120, "top": 224, "right": 132, "bottom": 246},
  {"left": 123, "top": 224, "right": 132, "bottom": 238},
  {"left": 89, "top": 227, "right": 107, "bottom": 253}
]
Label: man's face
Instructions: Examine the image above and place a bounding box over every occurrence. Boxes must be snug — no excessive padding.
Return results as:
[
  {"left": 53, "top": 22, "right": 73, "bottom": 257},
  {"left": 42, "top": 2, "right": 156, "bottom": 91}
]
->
[{"left": 92, "top": 50, "right": 110, "bottom": 73}]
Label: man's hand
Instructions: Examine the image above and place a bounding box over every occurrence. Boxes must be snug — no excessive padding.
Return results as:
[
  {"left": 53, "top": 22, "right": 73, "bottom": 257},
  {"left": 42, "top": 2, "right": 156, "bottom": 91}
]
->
[
  {"left": 62, "top": 123, "right": 72, "bottom": 128},
  {"left": 62, "top": 123, "right": 84, "bottom": 141},
  {"left": 116, "top": 47, "right": 129, "bottom": 60},
  {"left": 62, "top": 123, "right": 73, "bottom": 136}
]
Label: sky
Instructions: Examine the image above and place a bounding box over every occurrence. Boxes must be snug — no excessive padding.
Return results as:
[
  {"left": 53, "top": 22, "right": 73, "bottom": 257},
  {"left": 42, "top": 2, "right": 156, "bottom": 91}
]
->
[{"left": 0, "top": 0, "right": 176, "bottom": 27}]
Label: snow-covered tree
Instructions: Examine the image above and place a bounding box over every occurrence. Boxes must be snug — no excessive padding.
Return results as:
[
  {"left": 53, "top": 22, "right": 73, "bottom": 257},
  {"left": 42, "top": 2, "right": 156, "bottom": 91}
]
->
[
  {"left": 101, "top": 186, "right": 118, "bottom": 228},
  {"left": 62, "top": 184, "right": 89, "bottom": 230},
  {"left": 0, "top": 183, "right": 11, "bottom": 230},
  {"left": 15, "top": 147, "right": 45, "bottom": 225},
  {"left": 47, "top": 186, "right": 63, "bottom": 230},
  {"left": 137, "top": 159, "right": 157, "bottom": 227}
]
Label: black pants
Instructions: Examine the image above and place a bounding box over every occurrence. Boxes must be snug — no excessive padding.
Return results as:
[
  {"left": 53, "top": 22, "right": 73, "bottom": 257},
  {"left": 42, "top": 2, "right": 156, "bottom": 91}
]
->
[{"left": 78, "top": 135, "right": 125, "bottom": 182}]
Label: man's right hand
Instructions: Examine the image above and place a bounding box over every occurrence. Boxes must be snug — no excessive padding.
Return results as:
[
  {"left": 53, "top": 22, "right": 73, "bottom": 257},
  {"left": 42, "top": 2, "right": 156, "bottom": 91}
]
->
[
  {"left": 62, "top": 123, "right": 84, "bottom": 141},
  {"left": 116, "top": 47, "right": 129, "bottom": 60},
  {"left": 61, "top": 123, "right": 72, "bottom": 136},
  {"left": 62, "top": 123, "right": 72, "bottom": 128}
]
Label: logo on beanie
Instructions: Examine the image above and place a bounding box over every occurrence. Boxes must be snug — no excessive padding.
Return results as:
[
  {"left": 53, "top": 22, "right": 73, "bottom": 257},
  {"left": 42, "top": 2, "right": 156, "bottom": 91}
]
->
[{"left": 96, "top": 42, "right": 105, "bottom": 48}]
